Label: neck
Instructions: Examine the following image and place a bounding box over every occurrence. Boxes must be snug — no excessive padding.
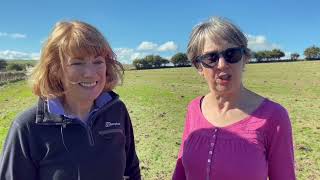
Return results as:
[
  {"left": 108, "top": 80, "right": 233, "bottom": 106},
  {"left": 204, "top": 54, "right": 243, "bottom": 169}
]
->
[
  {"left": 63, "top": 97, "right": 94, "bottom": 121},
  {"left": 207, "top": 86, "right": 247, "bottom": 113}
]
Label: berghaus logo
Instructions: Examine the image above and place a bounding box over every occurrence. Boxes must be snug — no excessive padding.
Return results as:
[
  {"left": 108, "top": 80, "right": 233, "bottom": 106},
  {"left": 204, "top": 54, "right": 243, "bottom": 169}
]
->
[{"left": 105, "top": 122, "right": 121, "bottom": 127}]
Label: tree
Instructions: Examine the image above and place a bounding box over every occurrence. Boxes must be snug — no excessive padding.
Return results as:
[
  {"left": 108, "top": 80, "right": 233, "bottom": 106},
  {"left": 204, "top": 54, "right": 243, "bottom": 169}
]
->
[
  {"left": 151, "top": 55, "right": 161, "bottom": 68},
  {"left": 253, "top": 51, "right": 270, "bottom": 61},
  {"left": 253, "top": 51, "right": 264, "bottom": 62},
  {"left": 0, "top": 59, "right": 7, "bottom": 71},
  {"left": 270, "top": 49, "right": 285, "bottom": 60},
  {"left": 152, "top": 55, "right": 170, "bottom": 68},
  {"left": 160, "top": 58, "right": 170, "bottom": 67},
  {"left": 290, "top": 53, "right": 300, "bottom": 60},
  {"left": 6, "top": 63, "right": 26, "bottom": 71},
  {"left": 133, "top": 55, "right": 170, "bottom": 69},
  {"left": 144, "top": 55, "right": 155, "bottom": 69},
  {"left": 254, "top": 49, "right": 285, "bottom": 62},
  {"left": 304, "top": 45, "right": 320, "bottom": 60},
  {"left": 132, "top": 58, "right": 144, "bottom": 70},
  {"left": 133, "top": 58, "right": 151, "bottom": 69},
  {"left": 263, "top": 50, "right": 272, "bottom": 61},
  {"left": 171, "top": 53, "right": 190, "bottom": 67}
]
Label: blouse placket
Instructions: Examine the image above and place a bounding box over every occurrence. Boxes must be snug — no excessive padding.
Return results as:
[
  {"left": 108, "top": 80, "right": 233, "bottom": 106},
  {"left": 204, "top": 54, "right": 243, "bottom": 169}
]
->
[{"left": 206, "top": 128, "right": 218, "bottom": 180}]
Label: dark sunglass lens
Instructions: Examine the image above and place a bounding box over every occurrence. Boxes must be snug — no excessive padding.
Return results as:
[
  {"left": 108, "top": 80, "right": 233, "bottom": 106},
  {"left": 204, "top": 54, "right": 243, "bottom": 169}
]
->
[
  {"left": 203, "top": 52, "right": 219, "bottom": 64},
  {"left": 224, "top": 48, "right": 243, "bottom": 63}
]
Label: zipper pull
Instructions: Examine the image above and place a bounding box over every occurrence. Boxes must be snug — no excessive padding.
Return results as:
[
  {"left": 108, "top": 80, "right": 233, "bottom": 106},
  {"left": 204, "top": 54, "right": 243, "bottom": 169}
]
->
[{"left": 62, "top": 118, "right": 71, "bottom": 128}]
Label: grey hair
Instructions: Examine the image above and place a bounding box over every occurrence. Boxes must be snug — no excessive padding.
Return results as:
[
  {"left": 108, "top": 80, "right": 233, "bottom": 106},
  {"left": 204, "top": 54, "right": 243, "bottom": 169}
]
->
[{"left": 187, "top": 16, "right": 251, "bottom": 69}]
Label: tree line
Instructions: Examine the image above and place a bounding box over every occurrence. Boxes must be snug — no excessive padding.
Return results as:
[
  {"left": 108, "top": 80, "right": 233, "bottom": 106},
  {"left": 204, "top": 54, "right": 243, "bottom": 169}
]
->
[
  {"left": 1, "top": 45, "right": 319, "bottom": 71},
  {"left": 132, "top": 45, "right": 320, "bottom": 69},
  {"left": 0, "top": 59, "right": 30, "bottom": 72},
  {"left": 132, "top": 53, "right": 190, "bottom": 70},
  {"left": 253, "top": 49, "right": 286, "bottom": 62},
  {"left": 253, "top": 46, "right": 320, "bottom": 62}
]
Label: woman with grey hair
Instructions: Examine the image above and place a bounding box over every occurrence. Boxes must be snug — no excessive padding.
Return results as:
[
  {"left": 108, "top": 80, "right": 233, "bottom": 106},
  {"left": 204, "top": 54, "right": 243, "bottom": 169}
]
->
[{"left": 173, "top": 17, "right": 295, "bottom": 180}]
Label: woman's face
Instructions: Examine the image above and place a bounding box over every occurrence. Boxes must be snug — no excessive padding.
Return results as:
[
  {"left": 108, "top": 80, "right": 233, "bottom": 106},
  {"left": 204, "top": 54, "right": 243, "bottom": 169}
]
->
[
  {"left": 198, "top": 39, "right": 246, "bottom": 95},
  {"left": 61, "top": 55, "right": 107, "bottom": 104}
]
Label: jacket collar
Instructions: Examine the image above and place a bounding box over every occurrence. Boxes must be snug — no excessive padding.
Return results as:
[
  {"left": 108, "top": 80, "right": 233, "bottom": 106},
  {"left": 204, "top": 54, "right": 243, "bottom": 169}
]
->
[{"left": 35, "top": 91, "right": 119, "bottom": 125}]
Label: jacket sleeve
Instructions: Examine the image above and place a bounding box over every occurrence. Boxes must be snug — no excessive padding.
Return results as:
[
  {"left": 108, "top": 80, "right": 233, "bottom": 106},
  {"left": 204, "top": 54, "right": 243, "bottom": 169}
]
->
[
  {"left": 0, "top": 120, "right": 37, "bottom": 180},
  {"left": 267, "top": 107, "right": 296, "bottom": 180},
  {"left": 172, "top": 106, "right": 191, "bottom": 180},
  {"left": 123, "top": 106, "right": 141, "bottom": 180}
]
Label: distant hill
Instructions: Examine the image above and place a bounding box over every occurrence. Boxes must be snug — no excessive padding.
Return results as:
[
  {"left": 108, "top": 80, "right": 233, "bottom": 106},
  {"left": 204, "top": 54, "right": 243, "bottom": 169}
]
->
[{"left": 5, "top": 59, "right": 38, "bottom": 66}]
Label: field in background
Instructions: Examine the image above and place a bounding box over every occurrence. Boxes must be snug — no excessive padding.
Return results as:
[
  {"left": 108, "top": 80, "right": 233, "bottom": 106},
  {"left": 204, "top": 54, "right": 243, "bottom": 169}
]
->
[{"left": 0, "top": 61, "right": 319, "bottom": 179}]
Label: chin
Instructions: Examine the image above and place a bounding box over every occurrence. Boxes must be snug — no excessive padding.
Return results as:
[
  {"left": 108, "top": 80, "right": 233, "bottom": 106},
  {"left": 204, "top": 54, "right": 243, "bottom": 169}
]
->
[{"left": 211, "top": 85, "right": 233, "bottom": 94}]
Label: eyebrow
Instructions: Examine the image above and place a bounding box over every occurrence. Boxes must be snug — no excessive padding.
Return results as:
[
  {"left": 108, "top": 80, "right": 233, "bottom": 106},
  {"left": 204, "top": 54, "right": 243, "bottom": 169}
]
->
[{"left": 68, "top": 56, "right": 104, "bottom": 61}]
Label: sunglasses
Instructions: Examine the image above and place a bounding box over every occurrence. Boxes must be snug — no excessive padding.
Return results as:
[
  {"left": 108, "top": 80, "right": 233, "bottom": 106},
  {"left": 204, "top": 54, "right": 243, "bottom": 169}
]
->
[{"left": 195, "top": 47, "right": 246, "bottom": 68}]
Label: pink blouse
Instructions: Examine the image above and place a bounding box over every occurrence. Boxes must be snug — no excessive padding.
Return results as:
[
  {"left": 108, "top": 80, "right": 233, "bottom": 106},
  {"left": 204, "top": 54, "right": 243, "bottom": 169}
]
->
[{"left": 173, "top": 97, "right": 295, "bottom": 180}]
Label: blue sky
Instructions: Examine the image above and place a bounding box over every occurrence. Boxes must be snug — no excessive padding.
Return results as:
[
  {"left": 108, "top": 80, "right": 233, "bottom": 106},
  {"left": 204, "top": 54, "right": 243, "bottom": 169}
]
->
[{"left": 0, "top": 0, "right": 319, "bottom": 63}]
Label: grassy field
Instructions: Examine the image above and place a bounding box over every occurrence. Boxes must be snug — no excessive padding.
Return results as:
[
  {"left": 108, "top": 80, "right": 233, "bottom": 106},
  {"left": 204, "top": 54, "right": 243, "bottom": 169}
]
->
[{"left": 0, "top": 61, "right": 319, "bottom": 179}]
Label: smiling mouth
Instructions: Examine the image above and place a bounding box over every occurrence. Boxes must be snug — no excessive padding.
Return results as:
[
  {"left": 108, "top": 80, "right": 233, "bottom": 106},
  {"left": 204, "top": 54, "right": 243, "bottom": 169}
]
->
[{"left": 79, "top": 81, "right": 97, "bottom": 87}]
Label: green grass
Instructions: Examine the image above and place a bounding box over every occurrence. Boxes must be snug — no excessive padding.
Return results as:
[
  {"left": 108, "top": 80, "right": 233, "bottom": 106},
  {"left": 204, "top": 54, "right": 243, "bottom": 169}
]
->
[{"left": 0, "top": 61, "right": 319, "bottom": 179}]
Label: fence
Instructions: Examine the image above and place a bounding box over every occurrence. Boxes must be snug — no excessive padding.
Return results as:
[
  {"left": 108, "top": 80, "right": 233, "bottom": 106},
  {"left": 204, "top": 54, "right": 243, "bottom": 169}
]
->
[{"left": 0, "top": 71, "right": 27, "bottom": 85}]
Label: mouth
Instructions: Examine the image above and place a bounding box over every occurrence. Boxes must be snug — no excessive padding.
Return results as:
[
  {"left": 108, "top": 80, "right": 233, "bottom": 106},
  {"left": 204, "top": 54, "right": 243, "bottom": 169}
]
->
[
  {"left": 79, "top": 81, "right": 98, "bottom": 88},
  {"left": 217, "top": 73, "right": 232, "bottom": 81},
  {"left": 216, "top": 73, "right": 232, "bottom": 85}
]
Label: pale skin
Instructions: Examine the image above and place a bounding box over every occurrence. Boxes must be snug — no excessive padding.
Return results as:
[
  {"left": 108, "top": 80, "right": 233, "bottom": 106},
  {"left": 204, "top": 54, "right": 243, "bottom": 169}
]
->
[
  {"left": 199, "top": 39, "right": 265, "bottom": 127},
  {"left": 60, "top": 55, "right": 107, "bottom": 121}
]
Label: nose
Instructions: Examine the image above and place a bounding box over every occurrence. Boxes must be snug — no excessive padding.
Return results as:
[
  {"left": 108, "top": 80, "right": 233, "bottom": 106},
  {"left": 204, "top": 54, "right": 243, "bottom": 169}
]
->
[
  {"left": 82, "top": 64, "right": 96, "bottom": 78},
  {"left": 216, "top": 56, "right": 227, "bottom": 69}
]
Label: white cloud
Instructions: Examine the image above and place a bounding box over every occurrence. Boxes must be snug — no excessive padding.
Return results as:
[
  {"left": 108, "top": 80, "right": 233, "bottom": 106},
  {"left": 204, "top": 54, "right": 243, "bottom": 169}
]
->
[
  {"left": 0, "top": 32, "right": 8, "bottom": 36},
  {"left": 247, "top": 34, "right": 281, "bottom": 51},
  {"left": 0, "top": 50, "right": 39, "bottom": 60},
  {"left": 115, "top": 40, "right": 179, "bottom": 64},
  {"left": 157, "top": 41, "right": 178, "bottom": 52},
  {"left": 137, "top": 41, "right": 178, "bottom": 52},
  {"left": 114, "top": 48, "right": 146, "bottom": 64},
  {"left": 11, "top": 33, "right": 27, "bottom": 39},
  {"left": 0, "top": 32, "right": 27, "bottom": 39},
  {"left": 283, "top": 51, "right": 291, "bottom": 59},
  {"left": 130, "top": 52, "right": 144, "bottom": 60},
  {"left": 163, "top": 56, "right": 172, "bottom": 60},
  {"left": 137, "top": 41, "right": 158, "bottom": 51}
]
